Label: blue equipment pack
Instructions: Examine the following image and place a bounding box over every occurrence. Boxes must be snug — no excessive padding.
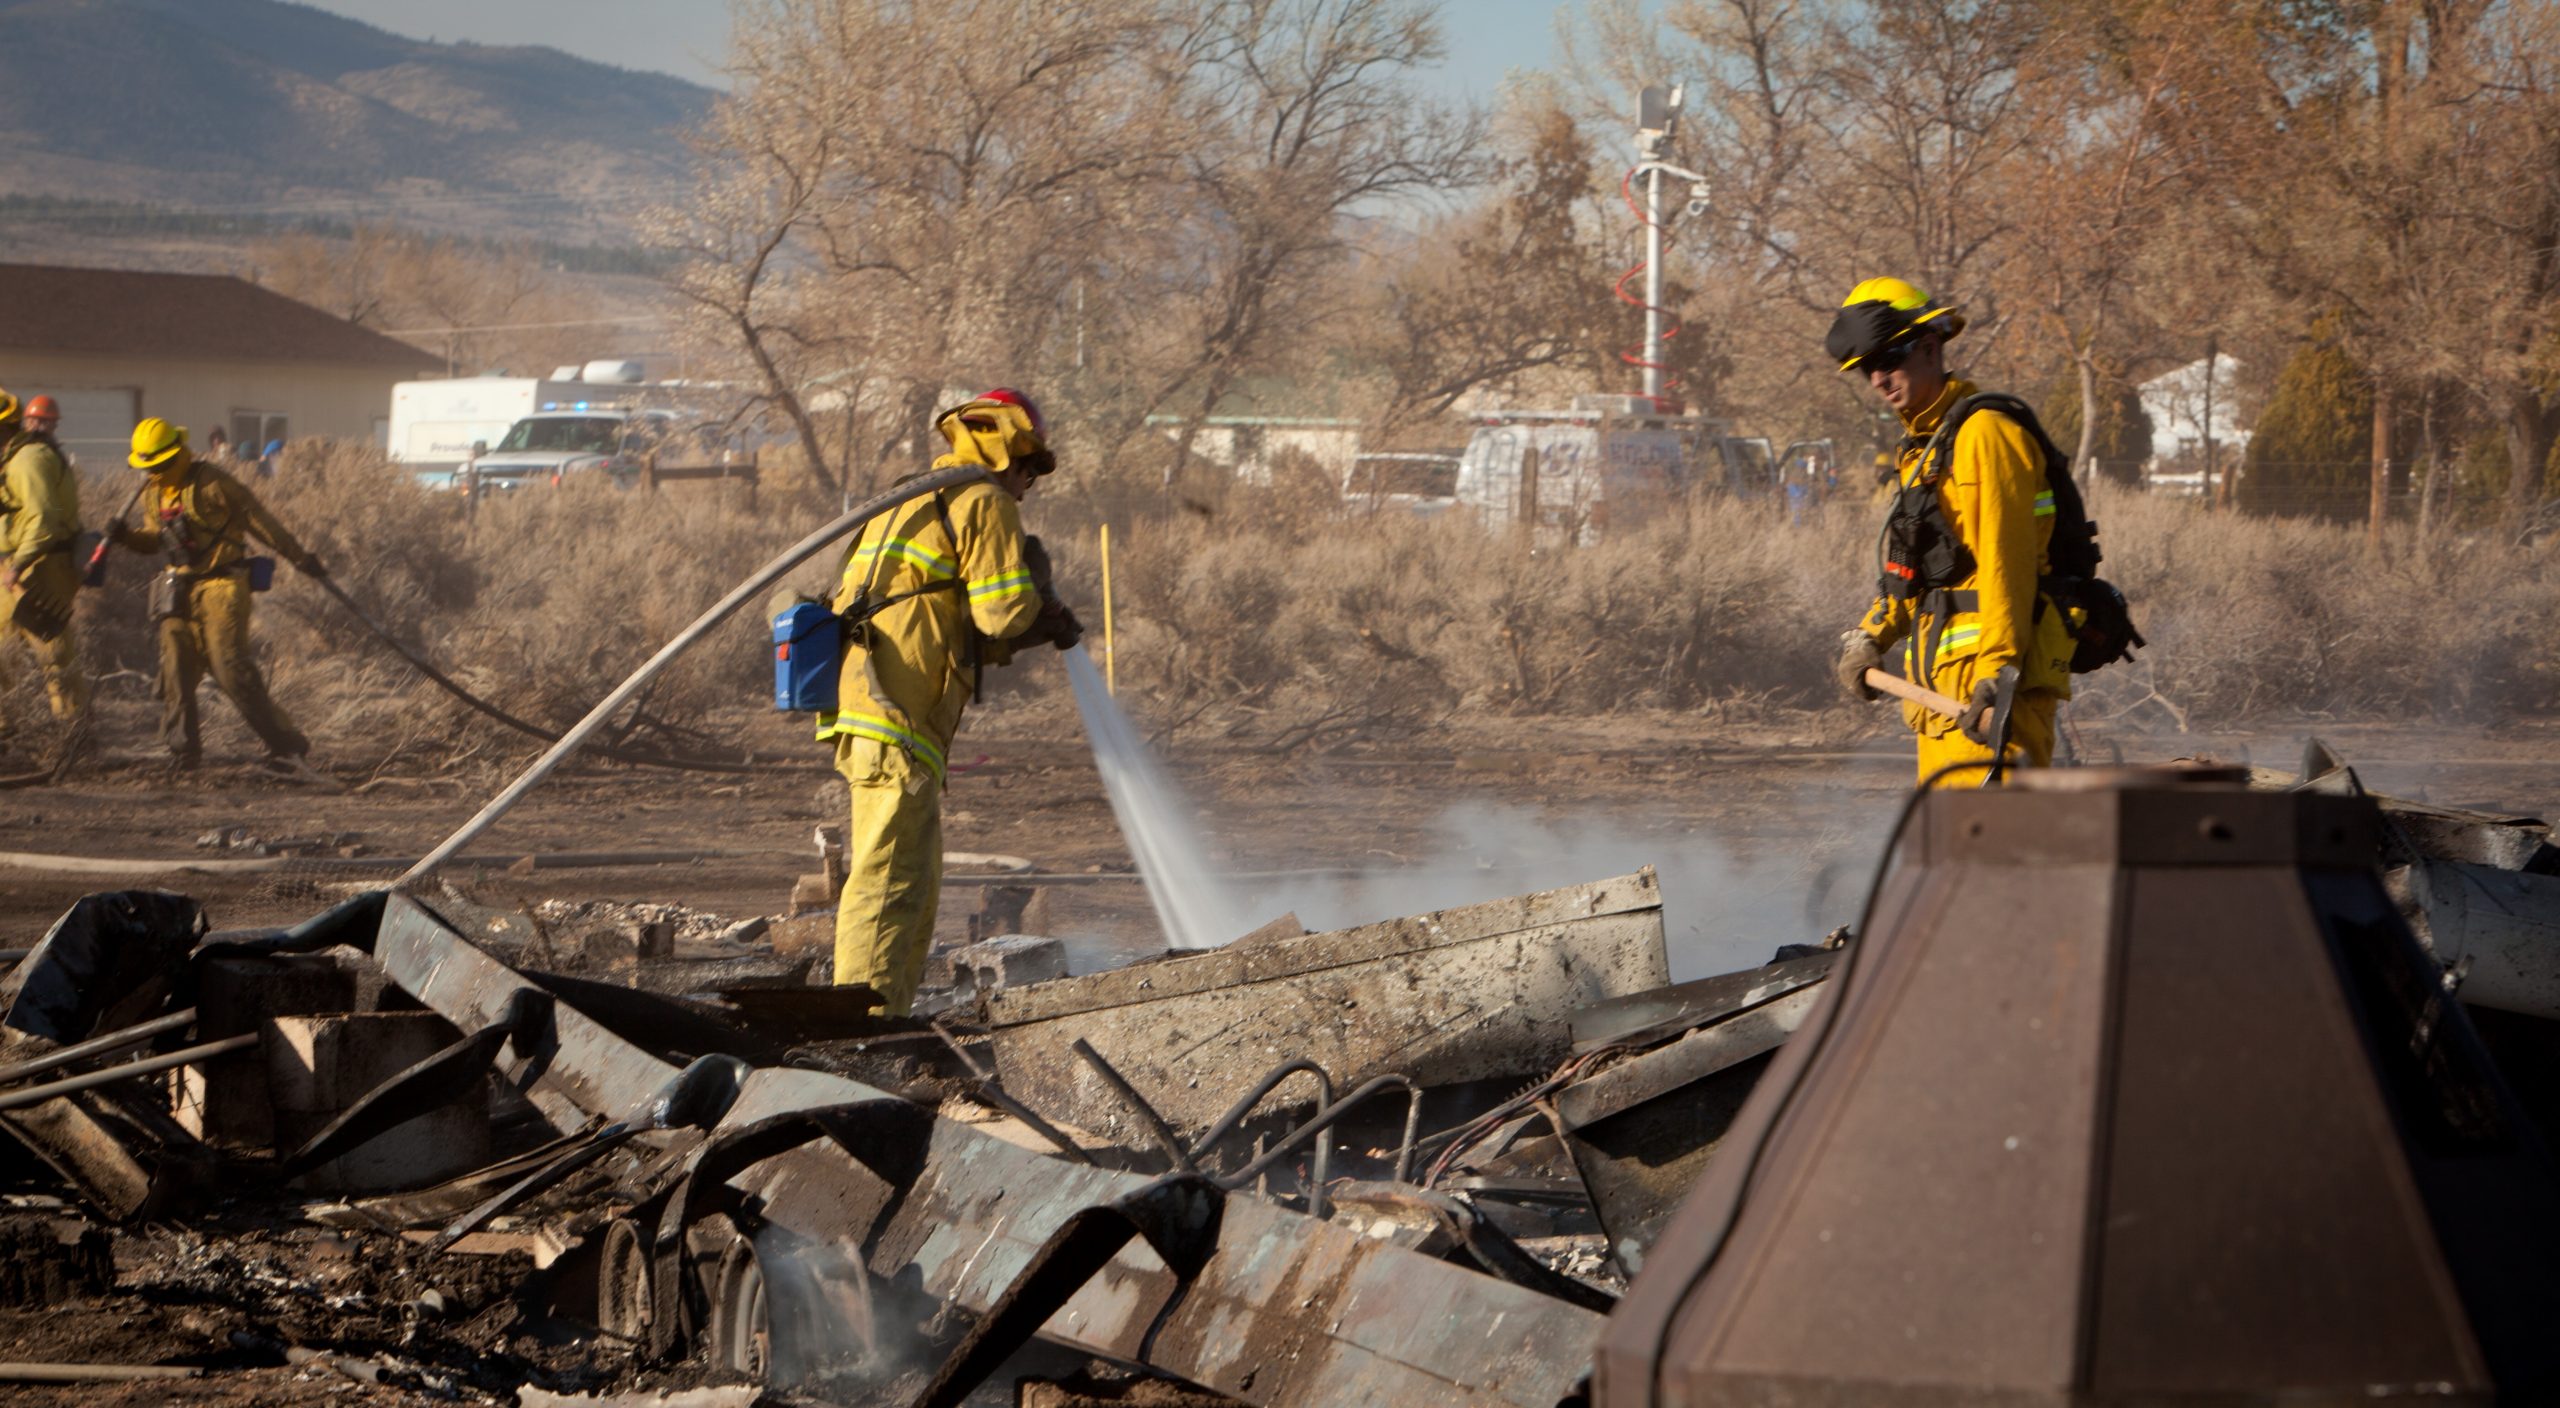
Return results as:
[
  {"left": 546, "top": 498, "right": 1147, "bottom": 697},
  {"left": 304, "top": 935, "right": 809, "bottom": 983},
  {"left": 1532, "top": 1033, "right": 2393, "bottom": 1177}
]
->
[{"left": 772, "top": 601, "right": 841, "bottom": 711}]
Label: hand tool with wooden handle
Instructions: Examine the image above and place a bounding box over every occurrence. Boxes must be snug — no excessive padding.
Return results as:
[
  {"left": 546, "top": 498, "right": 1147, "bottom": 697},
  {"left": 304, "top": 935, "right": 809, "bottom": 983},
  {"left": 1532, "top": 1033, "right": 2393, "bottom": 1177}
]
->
[{"left": 1864, "top": 663, "right": 2023, "bottom": 785}]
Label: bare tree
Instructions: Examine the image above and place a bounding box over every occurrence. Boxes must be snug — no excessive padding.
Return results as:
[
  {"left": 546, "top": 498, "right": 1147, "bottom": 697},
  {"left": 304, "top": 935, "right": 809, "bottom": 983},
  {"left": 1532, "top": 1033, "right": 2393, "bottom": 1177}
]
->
[
  {"left": 1368, "top": 88, "right": 1618, "bottom": 425},
  {"left": 1994, "top": 0, "right": 2226, "bottom": 481},
  {"left": 1140, "top": 0, "right": 1487, "bottom": 491},
  {"left": 665, "top": 0, "right": 1190, "bottom": 499}
]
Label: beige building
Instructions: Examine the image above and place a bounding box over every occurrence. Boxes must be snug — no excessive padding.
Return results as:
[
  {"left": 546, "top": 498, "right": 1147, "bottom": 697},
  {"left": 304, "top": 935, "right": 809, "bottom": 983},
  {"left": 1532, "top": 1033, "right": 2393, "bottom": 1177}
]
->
[{"left": 0, "top": 262, "right": 434, "bottom": 469}]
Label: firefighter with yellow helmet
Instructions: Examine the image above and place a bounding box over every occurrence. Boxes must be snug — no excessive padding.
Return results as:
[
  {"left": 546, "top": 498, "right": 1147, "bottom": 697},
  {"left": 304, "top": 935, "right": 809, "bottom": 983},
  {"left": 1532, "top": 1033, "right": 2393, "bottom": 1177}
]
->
[
  {"left": 1828, "top": 278, "right": 2076, "bottom": 787},
  {"left": 110, "top": 418, "right": 325, "bottom": 771},
  {"left": 0, "top": 391, "right": 90, "bottom": 766},
  {"left": 822, "top": 389, "right": 1082, "bottom": 1013}
]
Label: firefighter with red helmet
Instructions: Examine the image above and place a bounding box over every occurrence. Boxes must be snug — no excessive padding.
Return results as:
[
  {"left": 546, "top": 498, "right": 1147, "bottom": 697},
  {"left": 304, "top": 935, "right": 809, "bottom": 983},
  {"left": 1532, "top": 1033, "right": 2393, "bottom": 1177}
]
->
[{"left": 820, "top": 389, "right": 1082, "bottom": 1012}]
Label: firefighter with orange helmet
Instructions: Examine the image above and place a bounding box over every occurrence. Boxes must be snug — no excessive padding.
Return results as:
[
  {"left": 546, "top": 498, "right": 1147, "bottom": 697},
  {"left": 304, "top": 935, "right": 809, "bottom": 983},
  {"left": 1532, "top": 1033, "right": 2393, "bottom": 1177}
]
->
[{"left": 0, "top": 392, "right": 89, "bottom": 766}]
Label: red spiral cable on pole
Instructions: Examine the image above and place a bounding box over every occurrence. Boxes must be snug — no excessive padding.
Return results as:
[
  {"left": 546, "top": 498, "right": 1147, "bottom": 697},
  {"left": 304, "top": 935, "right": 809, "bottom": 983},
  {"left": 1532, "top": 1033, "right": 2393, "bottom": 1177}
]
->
[{"left": 1616, "top": 167, "right": 1681, "bottom": 411}]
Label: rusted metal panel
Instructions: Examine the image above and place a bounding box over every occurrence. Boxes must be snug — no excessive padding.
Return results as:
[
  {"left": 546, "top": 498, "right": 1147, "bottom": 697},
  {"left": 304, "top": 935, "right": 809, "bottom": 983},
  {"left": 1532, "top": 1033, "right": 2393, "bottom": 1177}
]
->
[
  {"left": 1567, "top": 952, "right": 1829, "bottom": 1053},
  {"left": 374, "top": 894, "right": 1605, "bottom": 1407},
  {"left": 987, "top": 872, "right": 1670, "bottom": 1138},
  {"left": 1597, "top": 778, "right": 2560, "bottom": 1407}
]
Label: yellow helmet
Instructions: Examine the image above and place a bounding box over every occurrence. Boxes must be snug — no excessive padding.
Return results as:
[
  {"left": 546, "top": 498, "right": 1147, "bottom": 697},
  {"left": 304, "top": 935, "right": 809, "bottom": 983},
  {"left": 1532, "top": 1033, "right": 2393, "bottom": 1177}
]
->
[
  {"left": 0, "top": 389, "right": 19, "bottom": 423},
  {"left": 1826, "top": 276, "right": 1967, "bottom": 371},
  {"left": 130, "top": 417, "right": 189, "bottom": 470}
]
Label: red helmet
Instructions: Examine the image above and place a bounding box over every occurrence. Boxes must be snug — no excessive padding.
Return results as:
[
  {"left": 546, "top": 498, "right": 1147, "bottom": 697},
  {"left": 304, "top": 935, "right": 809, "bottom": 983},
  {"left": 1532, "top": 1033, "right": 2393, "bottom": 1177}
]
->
[
  {"left": 976, "top": 387, "right": 1045, "bottom": 438},
  {"left": 24, "top": 395, "right": 57, "bottom": 422}
]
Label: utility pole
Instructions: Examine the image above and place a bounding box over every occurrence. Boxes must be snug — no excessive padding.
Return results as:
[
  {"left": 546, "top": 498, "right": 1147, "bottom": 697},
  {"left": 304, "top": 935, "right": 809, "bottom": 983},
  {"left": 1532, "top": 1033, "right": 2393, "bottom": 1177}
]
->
[{"left": 1632, "top": 84, "right": 1709, "bottom": 413}]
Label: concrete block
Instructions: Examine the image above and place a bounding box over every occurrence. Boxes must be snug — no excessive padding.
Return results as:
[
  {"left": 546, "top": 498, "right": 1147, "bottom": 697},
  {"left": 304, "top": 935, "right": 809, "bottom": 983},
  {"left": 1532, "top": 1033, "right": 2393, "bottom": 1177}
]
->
[
  {"left": 969, "top": 885, "right": 1055, "bottom": 943},
  {"left": 265, "top": 1013, "right": 492, "bottom": 1194},
  {"left": 767, "top": 912, "right": 833, "bottom": 958},
  {"left": 179, "top": 950, "right": 383, "bottom": 1150},
  {"left": 581, "top": 921, "right": 674, "bottom": 966},
  {"left": 947, "top": 935, "right": 1069, "bottom": 1000},
  {"left": 789, "top": 872, "right": 837, "bottom": 916}
]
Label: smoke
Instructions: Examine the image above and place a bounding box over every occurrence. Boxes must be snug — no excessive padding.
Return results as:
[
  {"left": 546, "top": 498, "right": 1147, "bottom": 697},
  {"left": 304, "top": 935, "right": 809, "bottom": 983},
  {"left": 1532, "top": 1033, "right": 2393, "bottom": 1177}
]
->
[
  {"left": 1067, "top": 641, "right": 1888, "bottom": 973},
  {"left": 1066, "top": 646, "right": 1257, "bottom": 949},
  {"left": 1225, "top": 801, "right": 1883, "bottom": 980}
]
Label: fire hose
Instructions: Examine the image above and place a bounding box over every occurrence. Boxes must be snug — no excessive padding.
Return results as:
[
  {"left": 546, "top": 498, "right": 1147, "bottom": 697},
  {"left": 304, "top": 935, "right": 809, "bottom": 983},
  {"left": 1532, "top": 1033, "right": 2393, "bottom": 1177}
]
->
[
  {"left": 303, "top": 573, "right": 791, "bottom": 776},
  {"left": 396, "top": 465, "right": 993, "bottom": 888}
]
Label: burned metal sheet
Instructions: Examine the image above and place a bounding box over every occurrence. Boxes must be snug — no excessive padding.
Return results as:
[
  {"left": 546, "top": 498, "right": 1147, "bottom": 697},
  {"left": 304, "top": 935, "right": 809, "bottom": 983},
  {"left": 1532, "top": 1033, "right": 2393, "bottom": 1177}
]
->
[
  {"left": 2390, "top": 859, "right": 2560, "bottom": 1019},
  {"left": 1568, "top": 953, "right": 1833, "bottom": 1053},
  {"left": 986, "top": 871, "right": 1671, "bottom": 1139},
  {"left": 1557, "top": 971, "right": 1827, "bottom": 1273},
  {"left": 374, "top": 893, "right": 1606, "bottom": 1407}
]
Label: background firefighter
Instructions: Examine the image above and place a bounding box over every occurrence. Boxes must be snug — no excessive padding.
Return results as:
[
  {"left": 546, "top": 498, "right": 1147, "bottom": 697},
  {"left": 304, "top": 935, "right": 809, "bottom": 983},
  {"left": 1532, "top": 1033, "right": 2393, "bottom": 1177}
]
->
[
  {"left": 109, "top": 418, "right": 328, "bottom": 771},
  {"left": 821, "top": 389, "right": 1082, "bottom": 1014},
  {"left": 1829, "top": 278, "right": 2075, "bottom": 788},
  {"left": 0, "top": 393, "right": 89, "bottom": 762}
]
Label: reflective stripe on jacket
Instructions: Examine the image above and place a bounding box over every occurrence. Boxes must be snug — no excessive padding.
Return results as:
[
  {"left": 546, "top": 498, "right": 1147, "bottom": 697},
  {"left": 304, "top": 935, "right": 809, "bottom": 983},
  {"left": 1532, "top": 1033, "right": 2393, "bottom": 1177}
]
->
[
  {"left": 816, "top": 475, "right": 1040, "bottom": 778},
  {"left": 1855, "top": 378, "right": 2075, "bottom": 736}
]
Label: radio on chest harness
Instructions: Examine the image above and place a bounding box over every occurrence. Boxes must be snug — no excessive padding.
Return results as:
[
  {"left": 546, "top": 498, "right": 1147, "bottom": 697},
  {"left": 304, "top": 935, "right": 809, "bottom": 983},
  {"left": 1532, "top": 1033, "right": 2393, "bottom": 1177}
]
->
[{"left": 1878, "top": 391, "right": 2143, "bottom": 679}]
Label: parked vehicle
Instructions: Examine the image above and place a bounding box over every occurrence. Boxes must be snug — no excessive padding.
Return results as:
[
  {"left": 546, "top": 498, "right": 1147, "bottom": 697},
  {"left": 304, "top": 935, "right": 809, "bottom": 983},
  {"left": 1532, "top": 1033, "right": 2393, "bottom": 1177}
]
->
[
  {"left": 1452, "top": 397, "right": 1728, "bottom": 544},
  {"left": 389, "top": 377, "right": 584, "bottom": 476},
  {"left": 392, "top": 361, "right": 711, "bottom": 491},
  {"left": 436, "top": 408, "right": 677, "bottom": 495},
  {"left": 1340, "top": 452, "right": 1461, "bottom": 518}
]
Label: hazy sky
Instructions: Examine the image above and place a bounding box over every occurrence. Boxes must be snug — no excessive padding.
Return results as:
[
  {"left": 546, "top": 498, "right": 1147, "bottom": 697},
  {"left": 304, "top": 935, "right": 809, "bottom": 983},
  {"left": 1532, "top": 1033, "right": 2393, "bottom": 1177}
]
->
[{"left": 298, "top": 0, "right": 1605, "bottom": 102}]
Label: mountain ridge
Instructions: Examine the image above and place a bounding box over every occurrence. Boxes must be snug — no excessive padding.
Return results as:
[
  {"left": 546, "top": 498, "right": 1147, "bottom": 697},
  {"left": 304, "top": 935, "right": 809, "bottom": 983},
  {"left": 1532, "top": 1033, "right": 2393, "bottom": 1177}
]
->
[{"left": 0, "top": 0, "right": 716, "bottom": 238}]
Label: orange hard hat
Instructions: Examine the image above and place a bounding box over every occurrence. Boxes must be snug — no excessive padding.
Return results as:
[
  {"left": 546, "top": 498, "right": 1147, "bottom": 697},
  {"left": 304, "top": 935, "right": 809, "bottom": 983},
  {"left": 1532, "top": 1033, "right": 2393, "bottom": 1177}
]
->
[{"left": 25, "top": 395, "right": 58, "bottom": 421}]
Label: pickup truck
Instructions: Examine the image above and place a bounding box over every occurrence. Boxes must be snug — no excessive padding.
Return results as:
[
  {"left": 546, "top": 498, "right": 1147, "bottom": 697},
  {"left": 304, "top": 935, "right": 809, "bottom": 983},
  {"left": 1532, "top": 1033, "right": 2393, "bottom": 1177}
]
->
[{"left": 421, "top": 409, "right": 676, "bottom": 495}]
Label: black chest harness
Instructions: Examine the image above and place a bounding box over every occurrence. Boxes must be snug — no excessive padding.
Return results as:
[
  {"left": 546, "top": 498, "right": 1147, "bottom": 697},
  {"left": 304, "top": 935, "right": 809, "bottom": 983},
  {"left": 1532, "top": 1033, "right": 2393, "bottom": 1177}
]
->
[{"left": 1877, "top": 392, "right": 2143, "bottom": 684}]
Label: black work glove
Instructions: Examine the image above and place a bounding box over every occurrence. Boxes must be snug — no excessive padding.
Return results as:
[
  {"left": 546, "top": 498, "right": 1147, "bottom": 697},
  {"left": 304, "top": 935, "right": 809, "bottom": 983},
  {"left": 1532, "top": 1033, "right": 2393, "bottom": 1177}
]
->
[
  {"left": 1836, "top": 630, "right": 1884, "bottom": 703},
  {"left": 1959, "top": 675, "right": 2004, "bottom": 746},
  {"left": 1038, "top": 600, "right": 1084, "bottom": 651}
]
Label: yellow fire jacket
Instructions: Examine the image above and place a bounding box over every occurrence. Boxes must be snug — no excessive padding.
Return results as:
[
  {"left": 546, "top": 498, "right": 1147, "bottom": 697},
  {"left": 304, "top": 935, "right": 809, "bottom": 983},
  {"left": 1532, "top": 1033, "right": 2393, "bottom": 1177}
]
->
[
  {"left": 817, "top": 474, "right": 1041, "bottom": 779},
  {"left": 1855, "top": 378, "right": 2075, "bottom": 737},
  {"left": 109, "top": 456, "right": 316, "bottom": 575},
  {"left": 0, "top": 432, "right": 79, "bottom": 576}
]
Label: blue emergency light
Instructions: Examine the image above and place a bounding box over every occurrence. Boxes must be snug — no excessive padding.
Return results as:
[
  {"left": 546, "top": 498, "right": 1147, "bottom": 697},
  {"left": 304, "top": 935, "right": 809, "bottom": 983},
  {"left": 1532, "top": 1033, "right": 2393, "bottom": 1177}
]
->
[{"left": 773, "top": 602, "right": 841, "bottom": 710}]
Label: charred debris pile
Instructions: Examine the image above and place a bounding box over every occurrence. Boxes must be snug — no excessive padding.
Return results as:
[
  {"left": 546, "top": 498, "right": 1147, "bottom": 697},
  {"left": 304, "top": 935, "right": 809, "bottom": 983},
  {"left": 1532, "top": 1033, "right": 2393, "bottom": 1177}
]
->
[{"left": 0, "top": 746, "right": 2558, "bottom": 1406}]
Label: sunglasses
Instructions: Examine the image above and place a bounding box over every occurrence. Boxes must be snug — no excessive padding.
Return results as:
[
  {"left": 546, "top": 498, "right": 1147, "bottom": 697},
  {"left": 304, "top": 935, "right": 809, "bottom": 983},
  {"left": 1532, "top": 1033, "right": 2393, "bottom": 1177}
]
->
[{"left": 1862, "top": 341, "right": 1915, "bottom": 374}]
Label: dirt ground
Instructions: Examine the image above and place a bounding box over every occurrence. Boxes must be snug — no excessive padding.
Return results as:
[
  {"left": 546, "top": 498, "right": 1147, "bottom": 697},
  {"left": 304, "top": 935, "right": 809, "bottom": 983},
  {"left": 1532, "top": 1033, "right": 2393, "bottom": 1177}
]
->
[
  {"left": 0, "top": 694, "right": 2555, "bottom": 1404},
  {"left": 5, "top": 695, "right": 2556, "bottom": 965}
]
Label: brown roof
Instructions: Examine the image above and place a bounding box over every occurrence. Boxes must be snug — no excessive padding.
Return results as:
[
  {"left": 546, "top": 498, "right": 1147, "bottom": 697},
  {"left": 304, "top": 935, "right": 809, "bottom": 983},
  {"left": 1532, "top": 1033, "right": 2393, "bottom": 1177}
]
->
[{"left": 0, "top": 262, "right": 435, "bottom": 368}]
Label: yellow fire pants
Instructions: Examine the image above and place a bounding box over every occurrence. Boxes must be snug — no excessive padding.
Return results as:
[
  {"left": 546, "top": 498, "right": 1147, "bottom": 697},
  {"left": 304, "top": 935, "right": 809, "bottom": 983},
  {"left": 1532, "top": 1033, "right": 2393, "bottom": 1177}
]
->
[
  {"left": 833, "top": 736, "right": 943, "bottom": 1015},
  {"left": 0, "top": 569, "right": 88, "bottom": 733},
  {"left": 1912, "top": 688, "right": 2058, "bottom": 789},
  {"left": 158, "top": 573, "right": 307, "bottom": 761}
]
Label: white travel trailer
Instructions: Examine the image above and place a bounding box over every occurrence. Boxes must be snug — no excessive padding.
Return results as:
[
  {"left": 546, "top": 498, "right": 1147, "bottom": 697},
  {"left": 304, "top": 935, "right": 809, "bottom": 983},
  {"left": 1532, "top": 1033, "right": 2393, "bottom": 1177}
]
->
[{"left": 1452, "top": 396, "right": 1742, "bottom": 543}]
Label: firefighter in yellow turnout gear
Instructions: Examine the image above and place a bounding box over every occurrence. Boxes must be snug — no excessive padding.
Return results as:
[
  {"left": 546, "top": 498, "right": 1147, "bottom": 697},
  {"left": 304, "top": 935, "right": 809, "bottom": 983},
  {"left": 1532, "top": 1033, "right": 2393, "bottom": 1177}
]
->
[
  {"left": 0, "top": 394, "right": 90, "bottom": 750},
  {"left": 1828, "top": 279, "right": 2074, "bottom": 787},
  {"left": 109, "top": 419, "right": 326, "bottom": 768},
  {"left": 822, "top": 390, "right": 1082, "bottom": 1013}
]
